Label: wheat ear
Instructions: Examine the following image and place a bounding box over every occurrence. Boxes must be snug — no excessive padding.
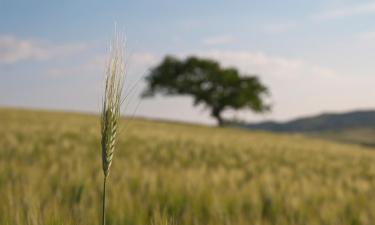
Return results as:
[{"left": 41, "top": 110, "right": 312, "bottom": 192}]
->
[{"left": 100, "top": 31, "right": 125, "bottom": 225}]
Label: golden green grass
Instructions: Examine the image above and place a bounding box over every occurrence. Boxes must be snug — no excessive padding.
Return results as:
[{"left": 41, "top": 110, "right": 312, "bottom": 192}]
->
[
  {"left": 1, "top": 108, "right": 375, "bottom": 225},
  {"left": 315, "top": 128, "right": 375, "bottom": 147}
]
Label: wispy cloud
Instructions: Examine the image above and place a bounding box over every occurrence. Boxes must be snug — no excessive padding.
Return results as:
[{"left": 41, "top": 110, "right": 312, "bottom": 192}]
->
[
  {"left": 202, "top": 35, "right": 235, "bottom": 46},
  {"left": 263, "top": 22, "right": 298, "bottom": 33},
  {"left": 357, "top": 31, "right": 375, "bottom": 41},
  {"left": 128, "top": 52, "right": 159, "bottom": 68},
  {"left": 0, "top": 35, "right": 89, "bottom": 64},
  {"left": 125, "top": 52, "right": 160, "bottom": 79},
  {"left": 194, "top": 50, "right": 337, "bottom": 79},
  {"left": 46, "top": 51, "right": 159, "bottom": 78},
  {"left": 313, "top": 2, "right": 375, "bottom": 20},
  {"left": 46, "top": 55, "right": 104, "bottom": 77}
]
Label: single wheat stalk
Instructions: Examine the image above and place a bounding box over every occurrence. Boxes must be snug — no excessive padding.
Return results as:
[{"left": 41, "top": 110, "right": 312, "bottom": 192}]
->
[{"left": 100, "top": 30, "right": 125, "bottom": 225}]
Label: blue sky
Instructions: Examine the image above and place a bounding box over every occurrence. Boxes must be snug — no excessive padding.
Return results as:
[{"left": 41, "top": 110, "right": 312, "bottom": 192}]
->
[{"left": 1, "top": 0, "right": 375, "bottom": 124}]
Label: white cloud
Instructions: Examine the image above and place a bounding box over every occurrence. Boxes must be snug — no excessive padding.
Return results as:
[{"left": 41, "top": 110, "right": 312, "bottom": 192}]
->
[
  {"left": 0, "top": 35, "right": 88, "bottom": 64},
  {"left": 313, "top": 2, "right": 375, "bottom": 20},
  {"left": 124, "top": 52, "right": 160, "bottom": 79},
  {"left": 202, "top": 35, "right": 235, "bottom": 45},
  {"left": 46, "top": 55, "right": 105, "bottom": 77},
  {"left": 358, "top": 31, "right": 375, "bottom": 40},
  {"left": 194, "top": 50, "right": 337, "bottom": 79},
  {"left": 263, "top": 22, "right": 298, "bottom": 33},
  {"left": 128, "top": 52, "right": 158, "bottom": 67},
  {"left": 46, "top": 51, "right": 159, "bottom": 78}
]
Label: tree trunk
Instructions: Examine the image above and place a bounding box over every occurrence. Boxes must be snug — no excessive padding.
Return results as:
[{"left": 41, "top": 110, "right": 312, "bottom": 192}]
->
[
  {"left": 212, "top": 107, "right": 224, "bottom": 126},
  {"left": 216, "top": 115, "right": 224, "bottom": 126}
]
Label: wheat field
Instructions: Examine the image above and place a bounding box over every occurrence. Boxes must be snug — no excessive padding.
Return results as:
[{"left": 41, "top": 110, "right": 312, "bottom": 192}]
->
[{"left": 1, "top": 108, "right": 375, "bottom": 225}]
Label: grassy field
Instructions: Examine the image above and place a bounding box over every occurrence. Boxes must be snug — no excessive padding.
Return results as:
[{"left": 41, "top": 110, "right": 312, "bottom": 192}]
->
[
  {"left": 315, "top": 129, "right": 375, "bottom": 147},
  {"left": 2, "top": 108, "right": 375, "bottom": 225}
]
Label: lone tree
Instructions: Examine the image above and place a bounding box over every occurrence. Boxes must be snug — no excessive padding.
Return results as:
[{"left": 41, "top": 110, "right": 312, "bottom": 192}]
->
[{"left": 142, "top": 56, "right": 270, "bottom": 126}]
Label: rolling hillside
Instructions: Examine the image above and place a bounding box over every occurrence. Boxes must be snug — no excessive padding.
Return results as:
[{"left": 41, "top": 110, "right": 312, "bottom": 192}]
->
[
  {"left": 1, "top": 108, "right": 375, "bottom": 225},
  {"left": 246, "top": 110, "right": 375, "bottom": 146}
]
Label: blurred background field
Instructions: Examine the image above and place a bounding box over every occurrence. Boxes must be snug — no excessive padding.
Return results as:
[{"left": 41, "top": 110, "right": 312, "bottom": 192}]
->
[
  {"left": 2, "top": 108, "right": 375, "bottom": 225},
  {"left": 3, "top": 1, "right": 375, "bottom": 225}
]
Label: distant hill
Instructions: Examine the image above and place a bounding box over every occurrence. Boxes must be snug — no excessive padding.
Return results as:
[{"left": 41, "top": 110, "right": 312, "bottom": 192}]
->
[
  {"left": 245, "top": 110, "right": 375, "bottom": 146},
  {"left": 246, "top": 110, "right": 375, "bottom": 132}
]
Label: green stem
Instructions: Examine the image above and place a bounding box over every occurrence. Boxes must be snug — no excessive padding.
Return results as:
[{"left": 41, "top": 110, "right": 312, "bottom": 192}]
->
[{"left": 102, "top": 175, "right": 107, "bottom": 225}]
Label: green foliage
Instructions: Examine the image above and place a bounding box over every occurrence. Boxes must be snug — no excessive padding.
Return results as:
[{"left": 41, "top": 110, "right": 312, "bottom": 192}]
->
[
  {"left": 2, "top": 108, "right": 375, "bottom": 225},
  {"left": 142, "top": 56, "right": 270, "bottom": 125}
]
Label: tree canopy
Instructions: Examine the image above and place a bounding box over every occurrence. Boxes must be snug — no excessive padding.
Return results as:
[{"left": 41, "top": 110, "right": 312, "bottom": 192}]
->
[{"left": 142, "top": 55, "right": 270, "bottom": 125}]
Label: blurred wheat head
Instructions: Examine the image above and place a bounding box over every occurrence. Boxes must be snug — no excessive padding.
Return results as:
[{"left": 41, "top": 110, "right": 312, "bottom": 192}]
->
[{"left": 101, "top": 32, "right": 125, "bottom": 178}]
